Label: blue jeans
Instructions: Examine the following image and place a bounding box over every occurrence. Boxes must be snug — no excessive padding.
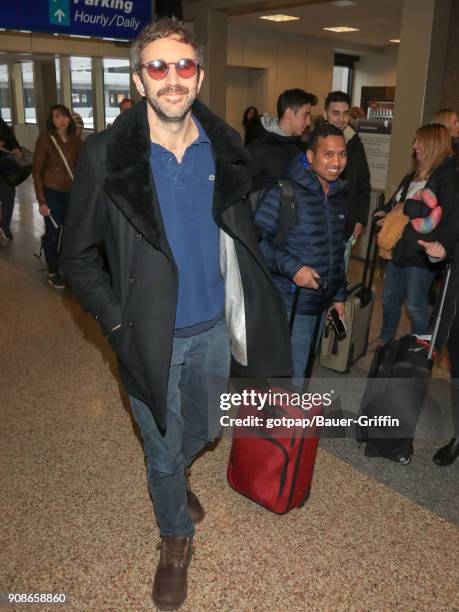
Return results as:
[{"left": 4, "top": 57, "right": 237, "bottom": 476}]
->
[
  {"left": 129, "top": 317, "right": 230, "bottom": 537},
  {"left": 380, "top": 262, "right": 436, "bottom": 341},
  {"left": 44, "top": 187, "right": 69, "bottom": 274},
  {"left": 289, "top": 310, "right": 326, "bottom": 383}
]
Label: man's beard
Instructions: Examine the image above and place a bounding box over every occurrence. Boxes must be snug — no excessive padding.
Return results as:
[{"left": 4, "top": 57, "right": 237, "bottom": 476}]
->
[{"left": 148, "top": 84, "right": 197, "bottom": 123}]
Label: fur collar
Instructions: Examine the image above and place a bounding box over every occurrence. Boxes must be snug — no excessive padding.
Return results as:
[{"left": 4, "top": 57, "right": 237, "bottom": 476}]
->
[{"left": 106, "top": 98, "right": 252, "bottom": 209}]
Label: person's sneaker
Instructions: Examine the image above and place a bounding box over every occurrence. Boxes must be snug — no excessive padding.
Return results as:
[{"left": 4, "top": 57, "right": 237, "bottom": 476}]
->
[
  {"left": 185, "top": 470, "right": 205, "bottom": 524},
  {"left": 48, "top": 273, "right": 66, "bottom": 290},
  {"left": 0, "top": 225, "right": 13, "bottom": 241},
  {"left": 152, "top": 536, "right": 193, "bottom": 611}
]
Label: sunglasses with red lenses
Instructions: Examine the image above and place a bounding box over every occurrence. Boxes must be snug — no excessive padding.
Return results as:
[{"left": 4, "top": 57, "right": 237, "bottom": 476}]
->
[{"left": 141, "top": 58, "right": 199, "bottom": 80}]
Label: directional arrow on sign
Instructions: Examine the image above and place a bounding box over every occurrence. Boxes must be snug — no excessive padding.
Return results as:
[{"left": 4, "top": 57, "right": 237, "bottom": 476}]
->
[{"left": 54, "top": 9, "right": 66, "bottom": 22}]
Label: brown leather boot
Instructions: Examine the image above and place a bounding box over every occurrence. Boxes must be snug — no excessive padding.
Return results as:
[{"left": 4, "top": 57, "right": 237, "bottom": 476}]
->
[
  {"left": 185, "top": 470, "right": 205, "bottom": 524},
  {"left": 152, "top": 536, "right": 193, "bottom": 611}
]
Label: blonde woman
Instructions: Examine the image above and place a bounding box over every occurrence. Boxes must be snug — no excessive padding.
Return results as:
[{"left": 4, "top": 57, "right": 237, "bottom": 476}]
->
[{"left": 370, "top": 124, "right": 458, "bottom": 348}]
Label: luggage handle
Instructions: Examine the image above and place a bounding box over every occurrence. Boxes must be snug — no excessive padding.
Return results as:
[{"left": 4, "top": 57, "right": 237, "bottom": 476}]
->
[
  {"left": 428, "top": 258, "right": 453, "bottom": 360},
  {"left": 361, "top": 196, "right": 383, "bottom": 290}
]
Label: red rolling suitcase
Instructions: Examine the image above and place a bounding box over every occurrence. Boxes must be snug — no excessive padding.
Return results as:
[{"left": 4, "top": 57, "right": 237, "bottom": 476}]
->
[
  {"left": 227, "top": 289, "right": 323, "bottom": 514},
  {"left": 226, "top": 390, "right": 322, "bottom": 513}
]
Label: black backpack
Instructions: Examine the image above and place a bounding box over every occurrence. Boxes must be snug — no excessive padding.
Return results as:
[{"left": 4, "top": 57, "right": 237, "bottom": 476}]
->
[{"left": 249, "top": 179, "right": 297, "bottom": 244}]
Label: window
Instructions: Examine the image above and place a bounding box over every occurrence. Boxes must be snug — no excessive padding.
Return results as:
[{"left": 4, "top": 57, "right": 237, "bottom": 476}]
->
[
  {"left": 103, "top": 58, "right": 130, "bottom": 127},
  {"left": 332, "top": 66, "right": 350, "bottom": 93},
  {"left": 70, "top": 57, "right": 93, "bottom": 129},
  {"left": 55, "top": 58, "right": 63, "bottom": 105},
  {"left": 21, "top": 62, "right": 36, "bottom": 124},
  {"left": 0, "top": 65, "right": 12, "bottom": 123},
  {"left": 333, "top": 53, "right": 359, "bottom": 98}
]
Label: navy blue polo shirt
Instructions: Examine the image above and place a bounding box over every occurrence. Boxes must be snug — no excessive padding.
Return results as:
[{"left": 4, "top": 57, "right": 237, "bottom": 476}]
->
[{"left": 150, "top": 117, "right": 224, "bottom": 337}]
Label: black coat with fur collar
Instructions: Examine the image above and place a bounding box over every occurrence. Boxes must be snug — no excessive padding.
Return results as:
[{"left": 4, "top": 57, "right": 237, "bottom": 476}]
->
[{"left": 61, "top": 99, "right": 292, "bottom": 429}]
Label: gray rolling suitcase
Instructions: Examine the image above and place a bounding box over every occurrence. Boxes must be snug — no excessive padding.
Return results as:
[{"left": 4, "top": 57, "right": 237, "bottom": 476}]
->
[{"left": 320, "top": 218, "right": 378, "bottom": 373}]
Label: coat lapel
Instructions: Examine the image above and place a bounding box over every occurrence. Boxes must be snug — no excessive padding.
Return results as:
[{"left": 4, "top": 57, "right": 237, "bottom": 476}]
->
[
  {"left": 103, "top": 100, "right": 171, "bottom": 254},
  {"left": 192, "top": 100, "right": 253, "bottom": 220},
  {"left": 192, "top": 101, "right": 273, "bottom": 273}
]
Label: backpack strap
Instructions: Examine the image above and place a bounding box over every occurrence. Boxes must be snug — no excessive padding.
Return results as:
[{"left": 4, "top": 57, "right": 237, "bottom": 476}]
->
[{"left": 274, "top": 179, "right": 297, "bottom": 244}]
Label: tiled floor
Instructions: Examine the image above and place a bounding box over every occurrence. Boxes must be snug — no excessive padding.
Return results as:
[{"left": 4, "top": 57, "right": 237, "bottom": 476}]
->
[{"left": 1, "top": 179, "right": 458, "bottom": 611}]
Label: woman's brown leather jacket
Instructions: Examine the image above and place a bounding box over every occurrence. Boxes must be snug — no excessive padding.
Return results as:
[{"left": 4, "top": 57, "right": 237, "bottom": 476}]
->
[{"left": 32, "top": 133, "right": 81, "bottom": 205}]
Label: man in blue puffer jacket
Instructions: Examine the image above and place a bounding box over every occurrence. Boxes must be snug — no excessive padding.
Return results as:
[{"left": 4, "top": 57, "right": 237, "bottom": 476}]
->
[{"left": 255, "top": 124, "right": 349, "bottom": 380}]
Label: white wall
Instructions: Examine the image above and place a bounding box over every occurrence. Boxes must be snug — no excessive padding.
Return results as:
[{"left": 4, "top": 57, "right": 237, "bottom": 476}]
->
[
  {"left": 226, "top": 24, "right": 335, "bottom": 130},
  {"left": 352, "top": 45, "right": 398, "bottom": 107}
]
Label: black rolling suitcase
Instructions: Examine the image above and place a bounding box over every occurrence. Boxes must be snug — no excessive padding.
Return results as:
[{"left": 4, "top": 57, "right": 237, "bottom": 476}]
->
[{"left": 356, "top": 259, "right": 452, "bottom": 464}]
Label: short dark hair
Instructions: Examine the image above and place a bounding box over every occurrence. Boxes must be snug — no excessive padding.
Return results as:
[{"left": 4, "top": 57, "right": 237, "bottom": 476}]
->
[
  {"left": 324, "top": 91, "right": 351, "bottom": 110},
  {"left": 277, "top": 89, "right": 318, "bottom": 120},
  {"left": 308, "top": 124, "right": 345, "bottom": 152},
  {"left": 131, "top": 17, "right": 203, "bottom": 73},
  {"left": 46, "top": 104, "right": 76, "bottom": 137}
]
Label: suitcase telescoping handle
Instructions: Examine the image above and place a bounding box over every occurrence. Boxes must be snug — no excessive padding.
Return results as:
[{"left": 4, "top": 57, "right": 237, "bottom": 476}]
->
[
  {"left": 428, "top": 258, "right": 453, "bottom": 360},
  {"left": 361, "top": 195, "right": 383, "bottom": 290}
]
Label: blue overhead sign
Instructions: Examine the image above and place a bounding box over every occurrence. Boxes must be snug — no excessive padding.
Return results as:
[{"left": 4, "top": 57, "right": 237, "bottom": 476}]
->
[{"left": 1, "top": 0, "right": 153, "bottom": 40}]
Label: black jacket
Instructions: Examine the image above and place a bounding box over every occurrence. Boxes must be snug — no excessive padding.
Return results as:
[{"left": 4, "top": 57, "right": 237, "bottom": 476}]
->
[
  {"left": 61, "top": 99, "right": 292, "bottom": 429},
  {"left": 247, "top": 128, "right": 307, "bottom": 191},
  {"left": 343, "top": 131, "right": 371, "bottom": 237},
  {"left": 377, "top": 157, "right": 459, "bottom": 268}
]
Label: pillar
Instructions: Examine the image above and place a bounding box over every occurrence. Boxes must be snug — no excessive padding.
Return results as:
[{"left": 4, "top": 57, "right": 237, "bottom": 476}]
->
[
  {"left": 192, "top": 6, "right": 227, "bottom": 119},
  {"left": 33, "top": 60, "right": 58, "bottom": 132},
  {"left": 386, "top": 0, "right": 451, "bottom": 196}
]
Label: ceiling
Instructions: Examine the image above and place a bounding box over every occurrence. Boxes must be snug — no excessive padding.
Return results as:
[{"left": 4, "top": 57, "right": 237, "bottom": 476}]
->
[{"left": 186, "top": 0, "right": 403, "bottom": 49}]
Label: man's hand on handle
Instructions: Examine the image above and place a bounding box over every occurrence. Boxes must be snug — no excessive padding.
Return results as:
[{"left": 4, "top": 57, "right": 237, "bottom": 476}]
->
[{"left": 293, "top": 266, "right": 321, "bottom": 290}]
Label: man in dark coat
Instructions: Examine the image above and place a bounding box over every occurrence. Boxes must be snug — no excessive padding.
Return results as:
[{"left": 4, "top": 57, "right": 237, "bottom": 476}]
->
[
  {"left": 322, "top": 91, "right": 371, "bottom": 270},
  {"left": 61, "top": 18, "right": 291, "bottom": 611},
  {"left": 247, "top": 88, "right": 318, "bottom": 191}
]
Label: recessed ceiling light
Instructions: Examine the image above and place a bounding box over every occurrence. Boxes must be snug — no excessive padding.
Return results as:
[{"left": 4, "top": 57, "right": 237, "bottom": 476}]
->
[
  {"left": 332, "top": 1, "right": 356, "bottom": 6},
  {"left": 323, "top": 25, "right": 360, "bottom": 32},
  {"left": 259, "top": 15, "right": 300, "bottom": 22},
  {"left": 389, "top": 39, "right": 400, "bottom": 43}
]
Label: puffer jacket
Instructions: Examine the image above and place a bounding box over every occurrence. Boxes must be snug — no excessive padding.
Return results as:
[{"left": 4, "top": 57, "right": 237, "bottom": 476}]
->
[
  {"left": 315, "top": 119, "right": 371, "bottom": 237},
  {"left": 376, "top": 156, "right": 459, "bottom": 268},
  {"left": 255, "top": 153, "right": 348, "bottom": 315}
]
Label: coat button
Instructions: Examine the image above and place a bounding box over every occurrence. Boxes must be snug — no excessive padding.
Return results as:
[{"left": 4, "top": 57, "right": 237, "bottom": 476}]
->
[
  {"left": 128, "top": 321, "right": 134, "bottom": 328},
  {"left": 135, "top": 232, "right": 142, "bottom": 240},
  {"left": 128, "top": 276, "right": 135, "bottom": 285}
]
